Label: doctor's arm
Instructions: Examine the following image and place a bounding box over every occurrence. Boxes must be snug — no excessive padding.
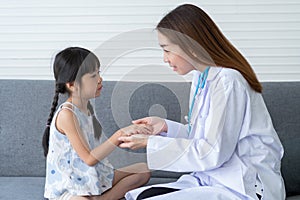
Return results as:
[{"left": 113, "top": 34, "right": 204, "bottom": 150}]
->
[{"left": 145, "top": 81, "right": 248, "bottom": 172}]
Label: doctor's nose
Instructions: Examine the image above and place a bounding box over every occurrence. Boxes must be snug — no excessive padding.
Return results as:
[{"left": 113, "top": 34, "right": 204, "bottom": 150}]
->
[{"left": 163, "top": 52, "right": 169, "bottom": 63}]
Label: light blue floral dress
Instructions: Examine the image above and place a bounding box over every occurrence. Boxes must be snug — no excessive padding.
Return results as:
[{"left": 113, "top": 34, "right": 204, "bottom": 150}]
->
[{"left": 44, "top": 102, "right": 114, "bottom": 198}]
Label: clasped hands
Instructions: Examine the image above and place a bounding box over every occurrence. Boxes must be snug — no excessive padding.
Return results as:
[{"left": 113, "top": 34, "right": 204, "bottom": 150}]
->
[{"left": 118, "top": 117, "right": 167, "bottom": 150}]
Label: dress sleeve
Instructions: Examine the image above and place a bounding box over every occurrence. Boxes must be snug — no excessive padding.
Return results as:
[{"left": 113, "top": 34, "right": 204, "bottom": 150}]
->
[{"left": 147, "top": 78, "right": 248, "bottom": 172}]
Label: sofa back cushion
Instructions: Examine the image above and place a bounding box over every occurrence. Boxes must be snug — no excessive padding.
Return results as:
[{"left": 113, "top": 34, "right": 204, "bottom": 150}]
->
[{"left": 262, "top": 82, "right": 300, "bottom": 196}]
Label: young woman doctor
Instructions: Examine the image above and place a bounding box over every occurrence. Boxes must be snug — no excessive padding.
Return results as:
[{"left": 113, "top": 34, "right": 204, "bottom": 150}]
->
[{"left": 118, "top": 4, "right": 286, "bottom": 200}]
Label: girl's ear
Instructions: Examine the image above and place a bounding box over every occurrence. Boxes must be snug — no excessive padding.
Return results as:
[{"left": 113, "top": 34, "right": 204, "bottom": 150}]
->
[{"left": 65, "top": 82, "right": 75, "bottom": 92}]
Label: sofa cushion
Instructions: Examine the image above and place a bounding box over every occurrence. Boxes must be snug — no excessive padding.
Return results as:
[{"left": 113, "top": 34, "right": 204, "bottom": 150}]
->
[{"left": 0, "top": 177, "right": 45, "bottom": 199}]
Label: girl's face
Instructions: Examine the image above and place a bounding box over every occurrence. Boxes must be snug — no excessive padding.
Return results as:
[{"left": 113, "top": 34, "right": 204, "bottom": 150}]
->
[
  {"left": 158, "top": 32, "right": 196, "bottom": 75},
  {"left": 79, "top": 69, "right": 103, "bottom": 99}
]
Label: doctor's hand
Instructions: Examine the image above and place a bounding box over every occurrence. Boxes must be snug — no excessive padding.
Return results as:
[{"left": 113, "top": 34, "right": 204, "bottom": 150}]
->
[
  {"left": 118, "top": 134, "right": 149, "bottom": 150},
  {"left": 120, "top": 124, "right": 153, "bottom": 136},
  {"left": 132, "top": 116, "right": 167, "bottom": 135}
]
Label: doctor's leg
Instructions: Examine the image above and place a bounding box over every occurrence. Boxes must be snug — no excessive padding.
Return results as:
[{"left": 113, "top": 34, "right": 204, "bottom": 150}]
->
[{"left": 136, "top": 187, "right": 179, "bottom": 200}]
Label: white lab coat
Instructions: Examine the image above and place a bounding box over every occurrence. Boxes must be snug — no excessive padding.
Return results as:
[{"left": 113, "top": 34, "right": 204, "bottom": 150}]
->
[{"left": 125, "top": 67, "right": 285, "bottom": 200}]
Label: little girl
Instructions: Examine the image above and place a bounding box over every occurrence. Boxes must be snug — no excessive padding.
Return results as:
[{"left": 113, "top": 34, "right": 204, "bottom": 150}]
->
[{"left": 42, "top": 47, "right": 151, "bottom": 200}]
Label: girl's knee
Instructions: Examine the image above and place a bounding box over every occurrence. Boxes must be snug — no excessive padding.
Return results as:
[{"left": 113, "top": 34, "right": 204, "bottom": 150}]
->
[
  {"left": 136, "top": 162, "right": 151, "bottom": 184},
  {"left": 143, "top": 171, "right": 151, "bottom": 184},
  {"left": 137, "top": 169, "right": 151, "bottom": 185}
]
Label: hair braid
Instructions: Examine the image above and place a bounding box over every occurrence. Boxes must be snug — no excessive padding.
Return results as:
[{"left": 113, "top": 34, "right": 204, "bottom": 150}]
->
[{"left": 42, "top": 83, "right": 65, "bottom": 157}]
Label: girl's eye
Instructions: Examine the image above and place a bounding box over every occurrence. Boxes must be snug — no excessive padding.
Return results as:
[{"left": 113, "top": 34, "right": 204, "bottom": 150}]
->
[
  {"left": 91, "top": 70, "right": 101, "bottom": 78},
  {"left": 163, "top": 49, "right": 170, "bottom": 53}
]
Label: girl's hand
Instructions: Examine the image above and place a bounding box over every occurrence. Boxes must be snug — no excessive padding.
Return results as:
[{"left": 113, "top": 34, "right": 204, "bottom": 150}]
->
[
  {"left": 132, "top": 117, "right": 167, "bottom": 135},
  {"left": 120, "top": 124, "right": 153, "bottom": 136},
  {"left": 118, "top": 134, "right": 149, "bottom": 150}
]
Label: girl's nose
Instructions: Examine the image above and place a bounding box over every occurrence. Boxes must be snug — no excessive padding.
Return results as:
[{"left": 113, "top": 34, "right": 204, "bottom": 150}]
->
[{"left": 98, "top": 75, "right": 103, "bottom": 83}]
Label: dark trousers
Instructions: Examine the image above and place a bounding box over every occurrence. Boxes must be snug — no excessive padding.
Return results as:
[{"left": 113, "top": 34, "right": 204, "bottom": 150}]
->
[
  {"left": 136, "top": 186, "right": 262, "bottom": 200},
  {"left": 136, "top": 187, "right": 179, "bottom": 200}
]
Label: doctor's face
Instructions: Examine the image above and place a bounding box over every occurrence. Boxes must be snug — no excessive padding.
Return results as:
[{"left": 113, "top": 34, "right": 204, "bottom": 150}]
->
[{"left": 158, "top": 32, "right": 196, "bottom": 75}]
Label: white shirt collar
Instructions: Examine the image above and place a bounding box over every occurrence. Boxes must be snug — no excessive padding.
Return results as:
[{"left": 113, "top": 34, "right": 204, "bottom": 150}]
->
[{"left": 192, "top": 66, "right": 223, "bottom": 84}]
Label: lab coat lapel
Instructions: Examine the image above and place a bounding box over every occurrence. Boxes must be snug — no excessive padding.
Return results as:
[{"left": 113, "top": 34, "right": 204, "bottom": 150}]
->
[{"left": 189, "top": 67, "right": 222, "bottom": 136}]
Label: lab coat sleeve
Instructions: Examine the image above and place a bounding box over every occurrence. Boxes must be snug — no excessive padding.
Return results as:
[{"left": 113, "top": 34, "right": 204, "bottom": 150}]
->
[
  {"left": 147, "top": 79, "right": 248, "bottom": 172},
  {"left": 164, "top": 119, "right": 189, "bottom": 138}
]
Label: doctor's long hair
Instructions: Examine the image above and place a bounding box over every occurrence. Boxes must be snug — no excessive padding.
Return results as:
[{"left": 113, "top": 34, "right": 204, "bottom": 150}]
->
[
  {"left": 157, "top": 4, "right": 262, "bottom": 93},
  {"left": 42, "top": 47, "right": 102, "bottom": 157}
]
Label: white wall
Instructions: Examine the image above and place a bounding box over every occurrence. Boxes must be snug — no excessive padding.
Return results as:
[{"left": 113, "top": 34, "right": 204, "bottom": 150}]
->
[{"left": 0, "top": 0, "right": 299, "bottom": 82}]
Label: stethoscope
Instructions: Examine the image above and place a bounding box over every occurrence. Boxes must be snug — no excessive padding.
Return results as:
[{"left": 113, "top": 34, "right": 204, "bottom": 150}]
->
[{"left": 185, "top": 66, "right": 210, "bottom": 135}]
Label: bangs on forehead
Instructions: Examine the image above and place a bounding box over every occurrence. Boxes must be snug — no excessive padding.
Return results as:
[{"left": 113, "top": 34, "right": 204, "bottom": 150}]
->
[
  {"left": 80, "top": 53, "right": 100, "bottom": 74},
  {"left": 75, "top": 52, "right": 100, "bottom": 82}
]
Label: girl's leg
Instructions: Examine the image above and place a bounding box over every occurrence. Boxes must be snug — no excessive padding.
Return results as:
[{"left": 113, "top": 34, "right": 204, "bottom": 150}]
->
[
  {"left": 98, "top": 162, "right": 150, "bottom": 200},
  {"left": 70, "top": 197, "right": 90, "bottom": 200}
]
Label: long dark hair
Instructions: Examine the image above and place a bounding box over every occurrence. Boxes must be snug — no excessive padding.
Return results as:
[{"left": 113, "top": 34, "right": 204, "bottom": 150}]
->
[
  {"left": 42, "top": 47, "right": 102, "bottom": 157},
  {"left": 156, "top": 4, "right": 262, "bottom": 93}
]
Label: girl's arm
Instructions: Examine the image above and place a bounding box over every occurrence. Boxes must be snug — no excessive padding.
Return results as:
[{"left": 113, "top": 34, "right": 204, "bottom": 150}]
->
[{"left": 57, "top": 109, "right": 150, "bottom": 166}]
